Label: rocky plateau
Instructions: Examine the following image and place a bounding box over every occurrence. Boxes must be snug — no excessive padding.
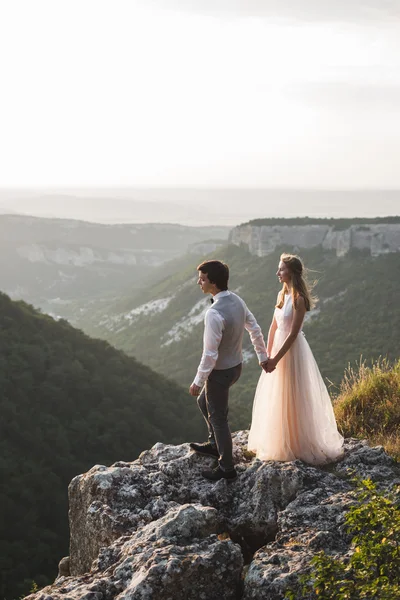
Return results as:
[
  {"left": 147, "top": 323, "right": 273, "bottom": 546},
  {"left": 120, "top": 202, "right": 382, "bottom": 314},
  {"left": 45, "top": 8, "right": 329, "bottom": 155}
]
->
[{"left": 25, "top": 432, "right": 400, "bottom": 600}]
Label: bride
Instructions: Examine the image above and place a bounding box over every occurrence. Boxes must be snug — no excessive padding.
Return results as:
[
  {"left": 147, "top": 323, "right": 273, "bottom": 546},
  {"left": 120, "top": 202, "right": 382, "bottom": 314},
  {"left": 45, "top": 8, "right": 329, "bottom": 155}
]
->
[{"left": 248, "top": 253, "right": 344, "bottom": 465}]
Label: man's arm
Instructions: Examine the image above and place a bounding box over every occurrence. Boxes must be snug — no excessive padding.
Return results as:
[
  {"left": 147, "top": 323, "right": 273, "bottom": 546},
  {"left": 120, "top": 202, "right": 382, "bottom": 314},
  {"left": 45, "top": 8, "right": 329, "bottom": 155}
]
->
[
  {"left": 189, "top": 309, "right": 224, "bottom": 396},
  {"left": 244, "top": 305, "right": 268, "bottom": 364}
]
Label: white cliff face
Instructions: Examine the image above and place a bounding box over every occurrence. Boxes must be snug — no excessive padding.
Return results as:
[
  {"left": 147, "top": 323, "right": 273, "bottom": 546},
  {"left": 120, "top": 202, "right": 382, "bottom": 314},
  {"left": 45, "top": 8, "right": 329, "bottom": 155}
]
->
[
  {"left": 230, "top": 223, "right": 400, "bottom": 257},
  {"left": 98, "top": 296, "right": 175, "bottom": 333}
]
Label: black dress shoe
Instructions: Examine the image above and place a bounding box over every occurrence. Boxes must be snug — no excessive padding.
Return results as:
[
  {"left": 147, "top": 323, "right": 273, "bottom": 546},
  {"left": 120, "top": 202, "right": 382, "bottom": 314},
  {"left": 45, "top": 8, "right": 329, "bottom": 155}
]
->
[
  {"left": 202, "top": 465, "right": 237, "bottom": 481},
  {"left": 190, "top": 442, "right": 219, "bottom": 458}
]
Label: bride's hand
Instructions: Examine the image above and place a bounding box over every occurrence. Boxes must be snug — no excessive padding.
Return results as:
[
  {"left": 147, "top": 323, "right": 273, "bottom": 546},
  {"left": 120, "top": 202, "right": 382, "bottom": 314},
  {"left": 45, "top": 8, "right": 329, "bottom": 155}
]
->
[{"left": 265, "top": 357, "right": 277, "bottom": 373}]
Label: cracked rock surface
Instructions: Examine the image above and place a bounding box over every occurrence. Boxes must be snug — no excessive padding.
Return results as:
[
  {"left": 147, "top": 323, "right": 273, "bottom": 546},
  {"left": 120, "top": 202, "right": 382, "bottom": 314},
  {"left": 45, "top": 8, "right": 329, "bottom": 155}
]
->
[{"left": 25, "top": 433, "right": 400, "bottom": 600}]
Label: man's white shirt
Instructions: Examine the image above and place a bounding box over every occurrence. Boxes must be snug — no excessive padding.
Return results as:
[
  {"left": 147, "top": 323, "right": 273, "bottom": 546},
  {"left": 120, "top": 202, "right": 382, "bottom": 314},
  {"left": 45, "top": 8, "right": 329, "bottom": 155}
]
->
[{"left": 193, "top": 291, "right": 268, "bottom": 387}]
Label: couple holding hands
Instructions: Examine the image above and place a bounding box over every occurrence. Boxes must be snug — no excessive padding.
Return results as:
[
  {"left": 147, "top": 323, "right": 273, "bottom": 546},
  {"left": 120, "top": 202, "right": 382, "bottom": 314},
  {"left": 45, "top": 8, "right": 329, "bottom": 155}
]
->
[{"left": 189, "top": 256, "right": 343, "bottom": 481}]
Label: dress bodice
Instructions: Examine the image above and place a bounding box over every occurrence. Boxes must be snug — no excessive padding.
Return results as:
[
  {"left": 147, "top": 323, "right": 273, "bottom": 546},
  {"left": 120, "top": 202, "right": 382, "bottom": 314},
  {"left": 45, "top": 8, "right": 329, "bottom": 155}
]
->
[{"left": 274, "top": 293, "right": 299, "bottom": 335}]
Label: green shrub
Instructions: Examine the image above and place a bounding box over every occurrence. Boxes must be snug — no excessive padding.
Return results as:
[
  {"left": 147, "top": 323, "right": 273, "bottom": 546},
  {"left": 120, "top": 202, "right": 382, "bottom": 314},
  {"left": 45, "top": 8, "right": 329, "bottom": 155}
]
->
[{"left": 286, "top": 479, "right": 400, "bottom": 599}]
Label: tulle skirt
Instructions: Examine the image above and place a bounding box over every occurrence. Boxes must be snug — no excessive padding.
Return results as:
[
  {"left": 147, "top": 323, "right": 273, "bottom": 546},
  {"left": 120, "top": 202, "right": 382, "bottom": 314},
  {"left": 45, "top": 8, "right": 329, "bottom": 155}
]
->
[{"left": 248, "top": 329, "right": 344, "bottom": 465}]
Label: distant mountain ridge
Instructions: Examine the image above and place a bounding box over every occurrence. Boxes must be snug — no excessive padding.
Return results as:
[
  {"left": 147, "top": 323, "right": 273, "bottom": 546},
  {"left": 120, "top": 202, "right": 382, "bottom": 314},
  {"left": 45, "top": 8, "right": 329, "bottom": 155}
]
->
[
  {"left": 1, "top": 188, "right": 399, "bottom": 225},
  {"left": 0, "top": 214, "right": 228, "bottom": 319},
  {"left": 0, "top": 193, "right": 211, "bottom": 225}
]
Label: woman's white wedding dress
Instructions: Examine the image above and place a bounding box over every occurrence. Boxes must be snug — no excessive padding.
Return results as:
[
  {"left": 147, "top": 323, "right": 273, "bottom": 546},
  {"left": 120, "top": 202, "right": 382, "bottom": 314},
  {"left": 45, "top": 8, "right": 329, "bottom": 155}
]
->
[{"left": 248, "top": 293, "right": 344, "bottom": 465}]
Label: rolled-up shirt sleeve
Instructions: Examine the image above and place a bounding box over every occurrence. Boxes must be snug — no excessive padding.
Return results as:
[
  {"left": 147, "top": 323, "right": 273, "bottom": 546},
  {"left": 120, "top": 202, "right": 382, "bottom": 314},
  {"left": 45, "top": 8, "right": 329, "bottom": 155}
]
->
[
  {"left": 193, "top": 309, "right": 224, "bottom": 387},
  {"left": 244, "top": 305, "right": 268, "bottom": 363}
]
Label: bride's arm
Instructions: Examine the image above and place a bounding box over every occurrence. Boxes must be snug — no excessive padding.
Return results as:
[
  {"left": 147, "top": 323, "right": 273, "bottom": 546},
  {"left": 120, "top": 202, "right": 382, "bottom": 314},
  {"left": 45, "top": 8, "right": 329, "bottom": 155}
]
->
[
  {"left": 266, "top": 317, "right": 278, "bottom": 357},
  {"left": 268, "top": 296, "right": 306, "bottom": 369},
  {"left": 266, "top": 292, "right": 282, "bottom": 356}
]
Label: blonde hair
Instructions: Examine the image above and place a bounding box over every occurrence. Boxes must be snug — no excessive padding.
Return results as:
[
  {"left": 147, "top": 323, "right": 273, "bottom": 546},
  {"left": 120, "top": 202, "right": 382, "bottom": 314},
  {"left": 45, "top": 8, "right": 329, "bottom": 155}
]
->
[{"left": 276, "top": 253, "right": 317, "bottom": 311}]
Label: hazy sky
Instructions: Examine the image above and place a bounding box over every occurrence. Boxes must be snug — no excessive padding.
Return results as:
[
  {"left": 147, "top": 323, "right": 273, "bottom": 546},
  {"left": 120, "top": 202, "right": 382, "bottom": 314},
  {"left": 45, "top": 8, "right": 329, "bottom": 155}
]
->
[{"left": 1, "top": 0, "right": 400, "bottom": 188}]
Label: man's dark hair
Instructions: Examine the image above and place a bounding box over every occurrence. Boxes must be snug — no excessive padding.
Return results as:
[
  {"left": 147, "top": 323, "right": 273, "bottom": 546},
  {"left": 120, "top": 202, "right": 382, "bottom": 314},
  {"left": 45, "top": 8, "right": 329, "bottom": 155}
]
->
[{"left": 197, "top": 260, "right": 229, "bottom": 291}]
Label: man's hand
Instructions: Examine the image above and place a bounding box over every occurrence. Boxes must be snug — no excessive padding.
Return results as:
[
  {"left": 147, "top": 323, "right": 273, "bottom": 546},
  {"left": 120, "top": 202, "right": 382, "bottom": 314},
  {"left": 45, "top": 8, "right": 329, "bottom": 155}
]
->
[
  {"left": 189, "top": 383, "right": 201, "bottom": 396},
  {"left": 260, "top": 359, "right": 269, "bottom": 372}
]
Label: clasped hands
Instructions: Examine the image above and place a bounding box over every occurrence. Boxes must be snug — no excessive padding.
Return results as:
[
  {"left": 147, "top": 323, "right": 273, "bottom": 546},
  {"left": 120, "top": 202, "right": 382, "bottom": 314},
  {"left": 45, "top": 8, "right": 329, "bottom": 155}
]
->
[
  {"left": 190, "top": 357, "right": 276, "bottom": 396},
  {"left": 260, "top": 357, "right": 277, "bottom": 373}
]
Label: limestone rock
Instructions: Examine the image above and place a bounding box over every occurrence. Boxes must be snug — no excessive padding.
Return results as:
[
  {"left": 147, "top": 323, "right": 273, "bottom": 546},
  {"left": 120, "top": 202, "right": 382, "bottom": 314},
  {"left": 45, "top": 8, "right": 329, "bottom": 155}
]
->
[
  {"left": 56, "top": 556, "right": 70, "bottom": 579},
  {"left": 229, "top": 222, "right": 400, "bottom": 257},
  {"left": 243, "top": 439, "right": 400, "bottom": 599},
  {"left": 69, "top": 431, "right": 304, "bottom": 576},
  {"left": 25, "top": 434, "right": 400, "bottom": 600},
  {"left": 27, "top": 505, "right": 243, "bottom": 600}
]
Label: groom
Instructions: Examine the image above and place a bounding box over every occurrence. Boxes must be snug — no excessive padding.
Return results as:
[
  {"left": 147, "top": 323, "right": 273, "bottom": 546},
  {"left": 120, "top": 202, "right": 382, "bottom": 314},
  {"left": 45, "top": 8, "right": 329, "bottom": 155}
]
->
[{"left": 189, "top": 260, "right": 269, "bottom": 481}]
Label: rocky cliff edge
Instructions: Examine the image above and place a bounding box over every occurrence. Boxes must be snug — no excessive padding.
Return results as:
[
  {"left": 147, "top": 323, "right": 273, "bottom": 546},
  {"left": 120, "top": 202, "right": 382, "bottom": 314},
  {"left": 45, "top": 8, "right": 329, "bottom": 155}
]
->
[{"left": 26, "top": 432, "right": 400, "bottom": 600}]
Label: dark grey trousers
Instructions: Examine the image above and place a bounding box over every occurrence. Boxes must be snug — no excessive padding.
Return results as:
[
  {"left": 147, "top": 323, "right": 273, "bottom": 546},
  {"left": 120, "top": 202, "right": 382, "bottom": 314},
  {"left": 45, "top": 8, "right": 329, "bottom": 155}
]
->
[{"left": 197, "top": 363, "right": 242, "bottom": 471}]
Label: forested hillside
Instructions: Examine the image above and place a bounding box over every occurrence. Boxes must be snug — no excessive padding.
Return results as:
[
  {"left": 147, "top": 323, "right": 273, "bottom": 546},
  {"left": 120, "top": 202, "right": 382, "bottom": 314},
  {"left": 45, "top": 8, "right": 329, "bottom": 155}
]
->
[
  {"left": 80, "top": 244, "right": 400, "bottom": 429},
  {"left": 0, "top": 293, "right": 203, "bottom": 600}
]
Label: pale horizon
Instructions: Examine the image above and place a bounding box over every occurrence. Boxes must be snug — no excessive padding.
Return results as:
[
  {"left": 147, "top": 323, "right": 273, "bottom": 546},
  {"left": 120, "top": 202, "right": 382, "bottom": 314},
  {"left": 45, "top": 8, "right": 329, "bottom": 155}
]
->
[{"left": 1, "top": 187, "right": 398, "bottom": 226}]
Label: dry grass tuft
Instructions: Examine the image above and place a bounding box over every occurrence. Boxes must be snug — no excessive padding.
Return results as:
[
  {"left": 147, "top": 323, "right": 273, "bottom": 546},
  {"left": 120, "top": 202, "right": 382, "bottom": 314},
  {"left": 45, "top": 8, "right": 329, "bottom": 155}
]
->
[{"left": 333, "top": 357, "right": 400, "bottom": 460}]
